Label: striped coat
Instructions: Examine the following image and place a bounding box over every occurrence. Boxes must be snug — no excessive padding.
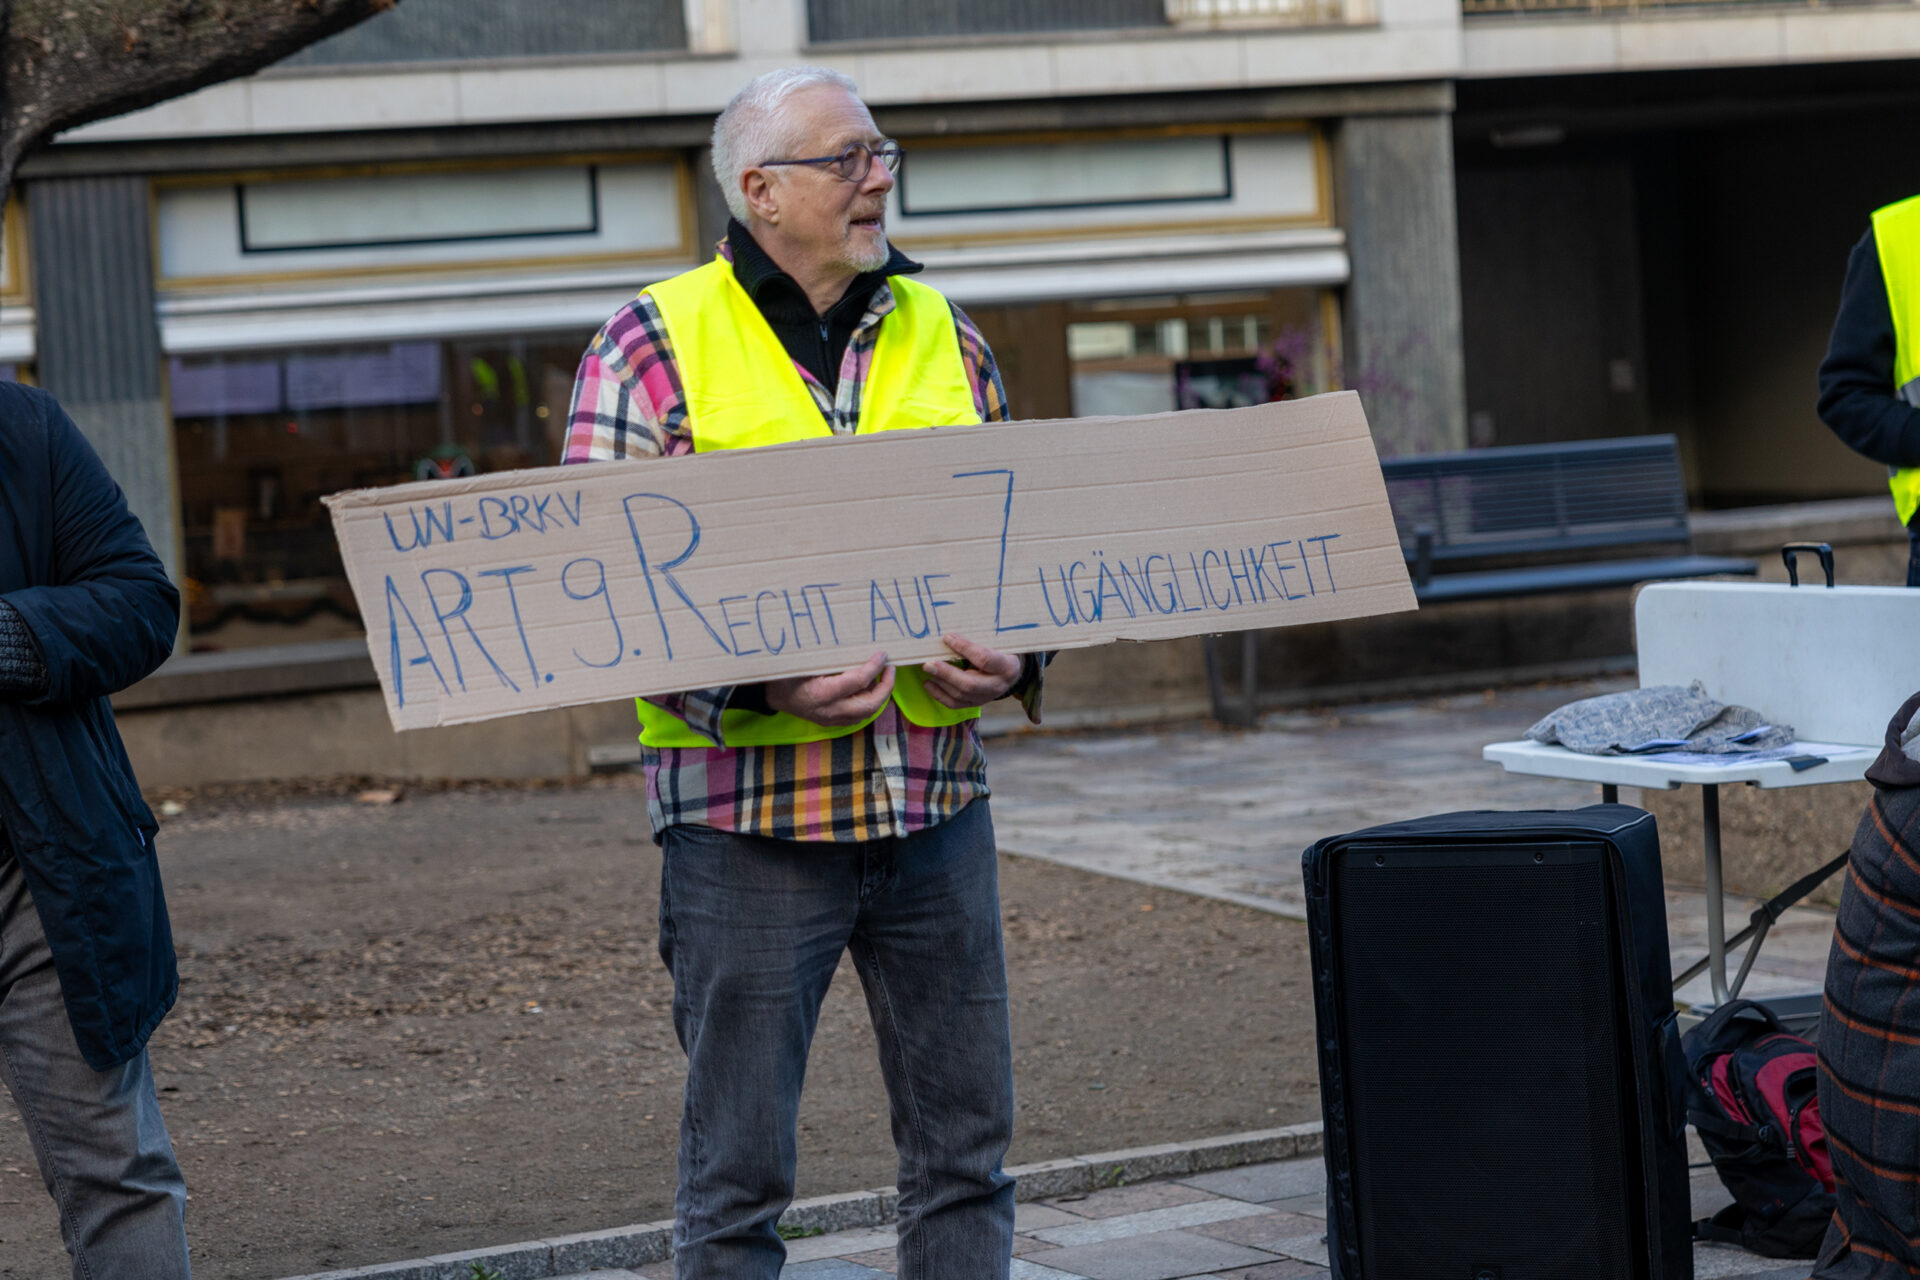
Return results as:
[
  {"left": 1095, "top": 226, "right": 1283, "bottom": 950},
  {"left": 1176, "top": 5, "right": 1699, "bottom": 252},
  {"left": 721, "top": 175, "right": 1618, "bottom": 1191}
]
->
[{"left": 1815, "top": 688, "right": 1920, "bottom": 1277}]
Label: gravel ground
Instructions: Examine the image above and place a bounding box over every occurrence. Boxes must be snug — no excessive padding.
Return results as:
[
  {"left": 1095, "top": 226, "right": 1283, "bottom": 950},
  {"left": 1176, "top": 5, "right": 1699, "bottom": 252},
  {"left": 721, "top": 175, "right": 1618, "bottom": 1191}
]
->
[{"left": 0, "top": 777, "right": 1317, "bottom": 1279}]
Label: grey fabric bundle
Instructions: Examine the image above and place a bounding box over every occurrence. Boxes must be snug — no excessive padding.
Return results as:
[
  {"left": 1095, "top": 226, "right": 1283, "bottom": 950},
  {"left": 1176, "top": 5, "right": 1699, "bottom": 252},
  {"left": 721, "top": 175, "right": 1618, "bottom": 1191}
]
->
[
  {"left": 0, "top": 599, "right": 49, "bottom": 699},
  {"left": 1525, "top": 681, "right": 1794, "bottom": 756}
]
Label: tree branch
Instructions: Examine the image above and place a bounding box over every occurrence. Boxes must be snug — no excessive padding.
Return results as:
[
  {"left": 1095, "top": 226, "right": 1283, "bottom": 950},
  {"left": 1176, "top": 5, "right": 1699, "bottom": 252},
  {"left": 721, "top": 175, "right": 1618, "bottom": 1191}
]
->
[{"left": 2, "top": 0, "right": 403, "bottom": 196}]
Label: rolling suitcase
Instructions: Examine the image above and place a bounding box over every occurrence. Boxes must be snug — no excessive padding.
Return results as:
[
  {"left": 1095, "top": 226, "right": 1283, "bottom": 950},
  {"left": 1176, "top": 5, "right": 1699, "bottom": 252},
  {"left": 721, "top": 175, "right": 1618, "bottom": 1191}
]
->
[{"left": 1304, "top": 805, "right": 1692, "bottom": 1280}]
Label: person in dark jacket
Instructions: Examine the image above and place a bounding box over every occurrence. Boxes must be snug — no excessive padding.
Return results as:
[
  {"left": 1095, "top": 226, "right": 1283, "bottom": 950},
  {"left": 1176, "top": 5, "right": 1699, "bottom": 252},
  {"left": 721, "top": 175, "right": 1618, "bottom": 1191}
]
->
[
  {"left": 1816, "top": 195, "right": 1920, "bottom": 584},
  {"left": 0, "top": 382, "right": 191, "bottom": 1277},
  {"left": 1814, "top": 688, "right": 1920, "bottom": 1279}
]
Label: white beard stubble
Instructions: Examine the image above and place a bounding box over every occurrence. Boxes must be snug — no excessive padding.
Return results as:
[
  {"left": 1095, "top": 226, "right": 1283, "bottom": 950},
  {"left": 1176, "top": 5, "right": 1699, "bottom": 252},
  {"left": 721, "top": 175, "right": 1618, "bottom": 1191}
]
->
[{"left": 842, "top": 231, "right": 891, "bottom": 273}]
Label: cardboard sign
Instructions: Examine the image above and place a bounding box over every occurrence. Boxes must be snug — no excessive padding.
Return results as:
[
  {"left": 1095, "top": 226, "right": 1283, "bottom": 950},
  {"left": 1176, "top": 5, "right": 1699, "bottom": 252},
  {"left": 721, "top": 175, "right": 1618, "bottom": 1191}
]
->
[{"left": 324, "top": 391, "right": 1417, "bottom": 730}]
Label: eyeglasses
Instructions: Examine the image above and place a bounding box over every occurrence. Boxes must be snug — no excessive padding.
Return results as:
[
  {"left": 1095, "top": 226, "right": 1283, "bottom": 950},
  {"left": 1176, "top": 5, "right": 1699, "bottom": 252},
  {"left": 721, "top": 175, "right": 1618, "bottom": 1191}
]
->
[{"left": 759, "top": 141, "right": 903, "bottom": 184}]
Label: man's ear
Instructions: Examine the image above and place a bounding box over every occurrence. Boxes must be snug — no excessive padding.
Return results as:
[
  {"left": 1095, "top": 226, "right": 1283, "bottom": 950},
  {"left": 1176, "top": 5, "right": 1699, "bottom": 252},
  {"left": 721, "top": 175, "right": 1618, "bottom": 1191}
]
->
[{"left": 742, "top": 168, "right": 780, "bottom": 225}]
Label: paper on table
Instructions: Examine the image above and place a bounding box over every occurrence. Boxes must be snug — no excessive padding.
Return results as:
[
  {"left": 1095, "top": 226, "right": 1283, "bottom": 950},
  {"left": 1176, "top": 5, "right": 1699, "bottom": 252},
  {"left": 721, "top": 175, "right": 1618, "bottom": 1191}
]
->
[
  {"left": 1620, "top": 724, "right": 1778, "bottom": 754},
  {"left": 1629, "top": 741, "right": 1864, "bottom": 768},
  {"left": 1620, "top": 725, "right": 1781, "bottom": 756}
]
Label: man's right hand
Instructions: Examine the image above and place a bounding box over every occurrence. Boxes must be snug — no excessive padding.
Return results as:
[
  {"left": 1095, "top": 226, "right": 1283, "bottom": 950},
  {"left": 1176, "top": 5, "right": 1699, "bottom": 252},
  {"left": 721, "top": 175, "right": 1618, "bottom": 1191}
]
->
[{"left": 763, "top": 651, "right": 894, "bottom": 726}]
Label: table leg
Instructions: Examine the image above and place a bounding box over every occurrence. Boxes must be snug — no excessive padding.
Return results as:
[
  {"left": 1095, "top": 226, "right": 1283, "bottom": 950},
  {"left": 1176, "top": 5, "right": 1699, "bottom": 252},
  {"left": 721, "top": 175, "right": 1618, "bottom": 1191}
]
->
[
  {"left": 1240, "top": 630, "right": 1258, "bottom": 724},
  {"left": 1601, "top": 784, "right": 1618, "bottom": 805},
  {"left": 1702, "top": 783, "right": 1729, "bottom": 1006}
]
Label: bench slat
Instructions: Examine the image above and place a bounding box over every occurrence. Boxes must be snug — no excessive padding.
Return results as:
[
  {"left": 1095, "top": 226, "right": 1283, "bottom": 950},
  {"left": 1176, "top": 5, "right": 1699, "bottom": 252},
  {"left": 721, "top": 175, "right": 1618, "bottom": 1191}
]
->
[
  {"left": 1203, "top": 432, "right": 1754, "bottom": 724},
  {"left": 1413, "top": 555, "right": 1757, "bottom": 604},
  {"left": 1382, "top": 435, "right": 1694, "bottom": 561}
]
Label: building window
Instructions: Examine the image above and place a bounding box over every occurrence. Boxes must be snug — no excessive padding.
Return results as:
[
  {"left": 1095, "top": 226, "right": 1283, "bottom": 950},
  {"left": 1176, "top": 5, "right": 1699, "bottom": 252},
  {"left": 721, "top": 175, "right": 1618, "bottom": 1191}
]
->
[
  {"left": 1067, "top": 289, "right": 1337, "bottom": 417},
  {"left": 900, "top": 136, "right": 1234, "bottom": 217},
  {"left": 281, "top": 0, "right": 690, "bottom": 64},
  {"left": 965, "top": 288, "right": 1337, "bottom": 424},
  {"left": 171, "top": 332, "right": 589, "bottom": 651},
  {"left": 154, "top": 157, "right": 690, "bottom": 291},
  {"left": 808, "top": 0, "right": 1166, "bottom": 43}
]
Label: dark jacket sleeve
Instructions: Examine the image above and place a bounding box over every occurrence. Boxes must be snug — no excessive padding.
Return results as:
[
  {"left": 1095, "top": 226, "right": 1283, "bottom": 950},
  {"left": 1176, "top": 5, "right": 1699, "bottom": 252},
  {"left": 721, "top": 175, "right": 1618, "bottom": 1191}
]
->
[
  {"left": 1, "top": 393, "right": 179, "bottom": 706},
  {"left": 1817, "top": 227, "right": 1920, "bottom": 469}
]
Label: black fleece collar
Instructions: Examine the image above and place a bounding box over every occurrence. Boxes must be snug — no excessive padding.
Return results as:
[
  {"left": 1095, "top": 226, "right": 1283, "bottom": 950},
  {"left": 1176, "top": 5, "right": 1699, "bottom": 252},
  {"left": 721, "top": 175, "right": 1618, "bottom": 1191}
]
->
[{"left": 725, "top": 217, "right": 920, "bottom": 324}]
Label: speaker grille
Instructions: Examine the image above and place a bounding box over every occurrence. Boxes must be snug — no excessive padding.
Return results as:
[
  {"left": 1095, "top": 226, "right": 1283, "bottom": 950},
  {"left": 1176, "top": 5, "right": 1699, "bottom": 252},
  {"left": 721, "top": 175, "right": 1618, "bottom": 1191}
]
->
[{"left": 1333, "top": 844, "right": 1635, "bottom": 1279}]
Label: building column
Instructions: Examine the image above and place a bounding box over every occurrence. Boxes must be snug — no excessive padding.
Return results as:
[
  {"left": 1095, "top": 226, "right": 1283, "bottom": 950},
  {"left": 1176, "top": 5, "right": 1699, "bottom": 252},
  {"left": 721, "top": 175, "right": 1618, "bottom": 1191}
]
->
[
  {"left": 691, "top": 145, "right": 732, "bottom": 253},
  {"left": 28, "top": 175, "right": 180, "bottom": 584},
  {"left": 1336, "top": 113, "right": 1468, "bottom": 456}
]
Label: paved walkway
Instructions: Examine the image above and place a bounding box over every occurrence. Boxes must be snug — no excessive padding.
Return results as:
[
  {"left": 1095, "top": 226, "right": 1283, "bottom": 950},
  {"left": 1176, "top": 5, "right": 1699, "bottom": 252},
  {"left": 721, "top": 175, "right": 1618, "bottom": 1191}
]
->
[
  {"left": 988, "top": 682, "right": 1607, "bottom": 916},
  {"left": 546, "top": 681, "right": 1834, "bottom": 1277},
  {"left": 569, "top": 1145, "right": 1794, "bottom": 1278},
  {"left": 294, "top": 682, "right": 1841, "bottom": 1280},
  {"left": 986, "top": 680, "right": 1837, "bottom": 1010}
]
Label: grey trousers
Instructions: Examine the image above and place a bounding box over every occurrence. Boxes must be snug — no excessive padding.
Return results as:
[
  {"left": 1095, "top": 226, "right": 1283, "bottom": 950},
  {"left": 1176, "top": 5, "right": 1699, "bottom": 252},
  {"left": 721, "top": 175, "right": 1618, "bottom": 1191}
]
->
[
  {"left": 0, "top": 847, "right": 190, "bottom": 1279},
  {"left": 660, "top": 801, "right": 1016, "bottom": 1279}
]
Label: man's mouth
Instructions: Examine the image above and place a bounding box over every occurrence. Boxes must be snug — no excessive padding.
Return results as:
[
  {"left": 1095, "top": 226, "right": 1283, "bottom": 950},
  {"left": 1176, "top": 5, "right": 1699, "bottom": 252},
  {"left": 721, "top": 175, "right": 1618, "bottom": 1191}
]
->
[{"left": 851, "top": 213, "right": 885, "bottom": 232}]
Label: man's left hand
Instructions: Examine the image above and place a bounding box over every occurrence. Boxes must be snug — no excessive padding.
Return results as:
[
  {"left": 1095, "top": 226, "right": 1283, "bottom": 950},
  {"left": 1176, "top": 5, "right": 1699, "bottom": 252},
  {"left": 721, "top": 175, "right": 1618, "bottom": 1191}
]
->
[{"left": 920, "top": 633, "right": 1024, "bottom": 710}]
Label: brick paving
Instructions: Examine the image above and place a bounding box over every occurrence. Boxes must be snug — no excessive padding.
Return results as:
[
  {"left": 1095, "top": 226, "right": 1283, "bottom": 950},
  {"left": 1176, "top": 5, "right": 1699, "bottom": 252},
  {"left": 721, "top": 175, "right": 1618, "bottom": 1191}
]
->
[
  {"left": 985, "top": 682, "right": 1837, "bottom": 1008},
  {"left": 580, "top": 681, "right": 1835, "bottom": 1278},
  {"left": 563, "top": 1148, "right": 1798, "bottom": 1278},
  {"left": 287, "top": 683, "right": 1840, "bottom": 1280}
]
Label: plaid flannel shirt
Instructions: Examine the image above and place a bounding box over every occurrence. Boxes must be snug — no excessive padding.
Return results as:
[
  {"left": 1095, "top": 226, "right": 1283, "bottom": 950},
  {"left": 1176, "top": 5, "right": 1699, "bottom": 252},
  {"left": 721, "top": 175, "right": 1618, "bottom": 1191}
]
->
[{"left": 565, "top": 238, "right": 1042, "bottom": 841}]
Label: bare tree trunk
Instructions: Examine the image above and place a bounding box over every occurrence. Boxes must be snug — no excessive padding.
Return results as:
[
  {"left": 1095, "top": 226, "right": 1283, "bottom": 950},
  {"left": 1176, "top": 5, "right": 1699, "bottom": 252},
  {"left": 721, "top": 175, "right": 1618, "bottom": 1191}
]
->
[{"left": 2, "top": 0, "right": 403, "bottom": 203}]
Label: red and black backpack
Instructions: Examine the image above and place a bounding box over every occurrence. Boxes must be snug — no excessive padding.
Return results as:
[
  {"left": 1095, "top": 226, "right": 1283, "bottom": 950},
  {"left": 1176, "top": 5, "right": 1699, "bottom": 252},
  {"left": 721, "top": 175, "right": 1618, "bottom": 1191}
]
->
[{"left": 1681, "top": 999, "right": 1836, "bottom": 1258}]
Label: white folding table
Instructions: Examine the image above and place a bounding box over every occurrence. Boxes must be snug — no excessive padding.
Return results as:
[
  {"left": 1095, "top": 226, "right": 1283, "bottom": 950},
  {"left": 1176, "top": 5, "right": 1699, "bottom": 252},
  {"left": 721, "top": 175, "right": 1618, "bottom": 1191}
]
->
[{"left": 1483, "top": 578, "right": 1920, "bottom": 1011}]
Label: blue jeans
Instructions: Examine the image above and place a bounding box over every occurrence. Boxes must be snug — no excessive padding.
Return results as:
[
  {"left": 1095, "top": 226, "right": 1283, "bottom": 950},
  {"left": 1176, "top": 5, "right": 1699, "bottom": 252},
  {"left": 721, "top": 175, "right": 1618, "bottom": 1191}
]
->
[
  {"left": 0, "top": 847, "right": 190, "bottom": 1280},
  {"left": 659, "top": 799, "right": 1015, "bottom": 1279}
]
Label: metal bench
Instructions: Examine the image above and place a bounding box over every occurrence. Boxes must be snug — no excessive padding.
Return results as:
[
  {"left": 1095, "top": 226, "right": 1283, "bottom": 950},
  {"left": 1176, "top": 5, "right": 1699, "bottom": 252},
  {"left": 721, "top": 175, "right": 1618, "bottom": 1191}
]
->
[
  {"left": 1205, "top": 434, "right": 1757, "bottom": 723},
  {"left": 1383, "top": 434, "right": 1756, "bottom": 603}
]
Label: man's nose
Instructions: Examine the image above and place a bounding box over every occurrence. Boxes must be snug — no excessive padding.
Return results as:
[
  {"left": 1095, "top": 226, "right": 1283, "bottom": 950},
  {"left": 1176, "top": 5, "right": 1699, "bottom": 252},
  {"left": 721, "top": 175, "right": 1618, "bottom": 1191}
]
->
[{"left": 862, "top": 159, "right": 895, "bottom": 197}]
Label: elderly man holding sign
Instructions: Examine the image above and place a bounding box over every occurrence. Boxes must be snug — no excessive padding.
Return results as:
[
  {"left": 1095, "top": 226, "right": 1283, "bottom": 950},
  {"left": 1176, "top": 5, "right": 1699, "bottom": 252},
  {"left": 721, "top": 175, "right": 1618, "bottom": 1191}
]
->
[{"left": 566, "top": 67, "right": 1040, "bottom": 1279}]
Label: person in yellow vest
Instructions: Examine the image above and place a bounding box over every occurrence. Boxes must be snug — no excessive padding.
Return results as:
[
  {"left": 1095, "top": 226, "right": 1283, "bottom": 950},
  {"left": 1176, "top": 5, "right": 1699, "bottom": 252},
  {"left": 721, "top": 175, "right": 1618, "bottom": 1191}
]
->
[
  {"left": 1818, "top": 193, "right": 1920, "bottom": 585},
  {"left": 566, "top": 68, "right": 1041, "bottom": 1279}
]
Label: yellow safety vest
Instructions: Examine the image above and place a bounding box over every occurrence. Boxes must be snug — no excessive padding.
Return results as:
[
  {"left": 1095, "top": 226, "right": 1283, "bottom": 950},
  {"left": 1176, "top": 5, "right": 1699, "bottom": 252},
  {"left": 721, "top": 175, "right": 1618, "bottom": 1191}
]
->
[
  {"left": 1873, "top": 194, "right": 1920, "bottom": 524},
  {"left": 633, "top": 256, "right": 984, "bottom": 749}
]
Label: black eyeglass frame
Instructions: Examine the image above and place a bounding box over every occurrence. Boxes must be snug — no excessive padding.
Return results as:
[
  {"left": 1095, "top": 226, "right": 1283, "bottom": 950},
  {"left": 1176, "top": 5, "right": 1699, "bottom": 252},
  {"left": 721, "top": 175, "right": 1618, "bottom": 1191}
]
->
[{"left": 758, "top": 141, "right": 904, "bottom": 184}]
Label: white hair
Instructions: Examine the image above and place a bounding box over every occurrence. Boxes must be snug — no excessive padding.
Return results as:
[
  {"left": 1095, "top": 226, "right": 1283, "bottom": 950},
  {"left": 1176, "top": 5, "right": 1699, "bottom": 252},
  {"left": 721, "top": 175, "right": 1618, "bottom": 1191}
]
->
[{"left": 711, "top": 66, "right": 863, "bottom": 224}]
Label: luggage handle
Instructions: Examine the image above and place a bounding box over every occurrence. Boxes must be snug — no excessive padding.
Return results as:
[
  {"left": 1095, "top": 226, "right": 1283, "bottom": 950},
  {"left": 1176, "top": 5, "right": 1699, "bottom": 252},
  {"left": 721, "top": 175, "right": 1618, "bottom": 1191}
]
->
[{"left": 1780, "top": 542, "right": 1834, "bottom": 588}]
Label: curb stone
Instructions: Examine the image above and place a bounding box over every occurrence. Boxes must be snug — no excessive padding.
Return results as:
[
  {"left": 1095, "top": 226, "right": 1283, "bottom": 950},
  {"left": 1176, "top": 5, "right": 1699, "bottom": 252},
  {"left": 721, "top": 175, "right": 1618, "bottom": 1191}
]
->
[{"left": 276, "top": 1121, "right": 1323, "bottom": 1280}]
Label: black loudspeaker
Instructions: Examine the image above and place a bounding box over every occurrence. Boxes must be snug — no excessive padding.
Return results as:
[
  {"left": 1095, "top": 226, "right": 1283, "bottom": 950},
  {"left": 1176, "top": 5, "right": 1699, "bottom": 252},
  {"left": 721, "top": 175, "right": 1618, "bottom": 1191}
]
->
[{"left": 1304, "top": 806, "right": 1692, "bottom": 1280}]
